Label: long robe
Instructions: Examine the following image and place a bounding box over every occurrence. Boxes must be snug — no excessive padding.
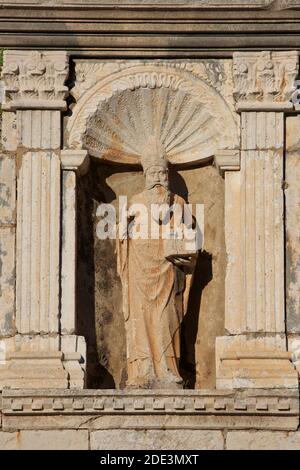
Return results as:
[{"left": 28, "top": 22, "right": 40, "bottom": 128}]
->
[{"left": 116, "top": 191, "right": 193, "bottom": 388}]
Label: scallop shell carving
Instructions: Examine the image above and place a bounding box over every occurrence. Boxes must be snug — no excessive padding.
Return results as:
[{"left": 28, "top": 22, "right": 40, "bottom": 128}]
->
[{"left": 81, "top": 80, "right": 238, "bottom": 166}]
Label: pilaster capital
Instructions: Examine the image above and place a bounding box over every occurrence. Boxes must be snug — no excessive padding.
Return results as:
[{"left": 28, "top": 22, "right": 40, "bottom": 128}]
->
[
  {"left": 214, "top": 150, "right": 240, "bottom": 176},
  {"left": 60, "top": 149, "right": 90, "bottom": 176},
  {"left": 233, "top": 51, "right": 299, "bottom": 112},
  {"left": 1, "top": 50, "right": 69, "bottom": 111}
]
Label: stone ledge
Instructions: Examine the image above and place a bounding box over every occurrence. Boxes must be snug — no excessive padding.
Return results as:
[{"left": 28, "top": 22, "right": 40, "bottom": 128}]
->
[
  {"left": 1, "top": 388, "right": 299, "bottom": 431},
  {"left": 1, "top": 3, "right": 300, "bottom": 53},
  {"left": 0, "top": 1, "right": 289, "bottom": 9},
  {"left": 0, "top": 1, "right": 299, "bottom": 10}
]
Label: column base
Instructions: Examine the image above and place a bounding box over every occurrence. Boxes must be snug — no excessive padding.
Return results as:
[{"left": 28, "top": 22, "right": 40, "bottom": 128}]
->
[
  {"left": 61, "top": 335, "right": 86, "bottom": 389},
  {"left": 216, "top": 336, "right": 299, "bottom": 389},
  {"left": 0, "top": 335, "right": 86, "bottom": 390},
  {"left": 63, "top": 353, "right": 85, "bottom": 389},
  {"left": 0, "top": 352, "right": 68, "bottom": 389}
]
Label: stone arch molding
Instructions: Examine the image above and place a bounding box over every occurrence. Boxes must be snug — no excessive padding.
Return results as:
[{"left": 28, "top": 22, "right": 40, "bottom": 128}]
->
[{"left": 66, "top": 64, "right": 239, "bottom": 166}]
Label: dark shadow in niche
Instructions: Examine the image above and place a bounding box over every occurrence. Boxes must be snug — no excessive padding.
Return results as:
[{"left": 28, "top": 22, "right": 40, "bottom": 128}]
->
[
  {"left": 76, "top": 158, "right": 118, "bottom": 389},
  {"left": 169, "top": 166, "right": 189, "bottom": 201},
  {"left": 168, "top": 168, "right": 213, "bottom": 389},
  {"left": 180, "top": 251, "right": 213, "bottom": 389},
  {"left": 76, "top": 159, "right": 139, "bottom": 389},
  {"left": 77, "top": 161, "right": 214, "bottom": 389}
]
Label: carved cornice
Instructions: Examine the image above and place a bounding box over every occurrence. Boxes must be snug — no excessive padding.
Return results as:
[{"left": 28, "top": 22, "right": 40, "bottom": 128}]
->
[
  {"left": 60, "top": 149, "right": 90, "bottom": 176},
  {"left": 1, "top": 4, "right": 300, "bottom": 54},
  {"left": 233, "top": 51, "right": 299, "bottom": 111},
  {"left": 0, "top": 1, "right": 297, "bottom": 10},
  {"left": 1, "top": 389, "right": 299, "bottom": 431},
  {"left": 214, "top": 150, "right": 240, "bottom": 176},
  {"left": 1, "top": 50, "right": 69, "bottom": 111}
]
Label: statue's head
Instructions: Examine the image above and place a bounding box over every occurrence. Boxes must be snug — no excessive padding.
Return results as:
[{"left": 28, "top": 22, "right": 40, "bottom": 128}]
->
[
  {"left": 141, "top": 136, "right": 169, "bottom": 190},
  {"left": 145, "top": 165, "right": 169, "bottom": 190}
]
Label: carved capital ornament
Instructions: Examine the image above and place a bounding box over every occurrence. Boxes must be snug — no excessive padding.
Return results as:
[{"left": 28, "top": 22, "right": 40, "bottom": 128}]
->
[
  {"left": 1, "top": 50, "right": 69, "bottom": 111},
  {"left": 233, "top": 51, "right": 299, "bottom": 111}
]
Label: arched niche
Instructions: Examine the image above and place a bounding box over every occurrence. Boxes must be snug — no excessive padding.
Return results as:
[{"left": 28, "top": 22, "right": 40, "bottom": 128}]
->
[{"left": 64, "top": 63, "right": 239, "bottom": 388}]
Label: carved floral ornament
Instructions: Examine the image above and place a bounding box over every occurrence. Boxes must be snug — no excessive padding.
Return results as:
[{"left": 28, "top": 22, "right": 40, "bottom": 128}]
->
[
  {"left": 233, "top": 51, "right": 299, "bottom": 110},
  {"left": 1, "top": 50, "right": 69, "bottom": 110},
  {"left": 66, "top": 64, "right": 239, "bottom": 166}
]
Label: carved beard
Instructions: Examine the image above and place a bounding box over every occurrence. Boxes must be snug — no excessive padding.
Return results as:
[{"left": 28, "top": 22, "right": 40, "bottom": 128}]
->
[
  {"left": 146, "top": 184, "right": 170, "bottom": 205},
  {"left": 146, "top": 180, "right": 168, "bottom": 191}
]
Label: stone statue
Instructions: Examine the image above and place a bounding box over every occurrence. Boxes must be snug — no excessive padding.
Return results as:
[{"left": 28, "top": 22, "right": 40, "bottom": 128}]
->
[{"left": 117, "top": 136, "right": 197, "bottom": 389}]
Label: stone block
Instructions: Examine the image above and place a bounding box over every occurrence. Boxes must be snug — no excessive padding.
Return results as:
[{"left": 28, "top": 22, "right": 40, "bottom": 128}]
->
[
  {"left": 90, "top": 430, "right": 223, "bottom": 450},
  {"left": 0, "top": 431, "right": 18, "bottom": 450},
  {"left": 285, "top": 116, "right": 300, "bottom": 333},
  {"left": 226, "top": 431, "right": 300, "bottom": 450},
  {"left": 11, "top": 334, "right": 60, "bottom": 352},
  {"left": 0, "top": 430, "right": 89, "bottom": 450},
  {"left": 63, "top": 353, "right": 85, "bottom": 389},
  {"left": 1, "top": 113, "right": 17, "bottom": 151},
  {"left": 61, "top": 335, "right": 86, "bottom": 388},
  {"left": 0, "top": 227, "right": 15, "bottom": 337},
  {"left": 60, "top": 334, "right": 86, "bottom": 361},
  {"left": 0, "top": 155, "right": 16, "bottom": 225},
  {"left": 216, "top": 335, "right": 298, "bottom": 389},
  {"left": 0, "top": 352, "right": 68, "bottom": 390}
]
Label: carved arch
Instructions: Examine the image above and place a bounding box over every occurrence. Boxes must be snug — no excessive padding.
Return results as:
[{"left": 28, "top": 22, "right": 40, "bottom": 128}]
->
[{"left": 66, "top": 64, "right": 239, "bottom": 166}]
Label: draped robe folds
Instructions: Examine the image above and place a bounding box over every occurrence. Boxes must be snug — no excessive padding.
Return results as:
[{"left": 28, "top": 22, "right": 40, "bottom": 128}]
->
[{"left": 116, "top": 191, "right": 194, "bottom": 388}]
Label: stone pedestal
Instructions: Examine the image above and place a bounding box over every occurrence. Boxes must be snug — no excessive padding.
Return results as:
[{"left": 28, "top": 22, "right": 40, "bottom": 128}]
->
[
  {"left": 216, "top": 51, "right": 299, "bottom": 389},
  {"left": 0, "top": 352, "right": 68, "bottom": 389}
]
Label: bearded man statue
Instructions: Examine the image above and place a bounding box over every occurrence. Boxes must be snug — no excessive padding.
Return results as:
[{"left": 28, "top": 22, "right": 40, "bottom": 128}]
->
[{"left": 116, "top": 136, "right": 197, "bottom": 389}]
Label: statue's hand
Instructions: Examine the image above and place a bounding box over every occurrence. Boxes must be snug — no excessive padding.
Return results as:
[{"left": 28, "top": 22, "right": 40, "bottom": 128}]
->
[
  {"left": 168, "top": 255, "right": 197, "bottom": 272},
  {"left": 172, "top": 256, "right": 191, "bottom": 266}
]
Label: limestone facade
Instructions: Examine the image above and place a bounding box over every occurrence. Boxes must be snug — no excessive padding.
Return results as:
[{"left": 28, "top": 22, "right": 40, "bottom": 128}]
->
[{"left": 0, "top": 1, "right": 299, "bottom": 450}]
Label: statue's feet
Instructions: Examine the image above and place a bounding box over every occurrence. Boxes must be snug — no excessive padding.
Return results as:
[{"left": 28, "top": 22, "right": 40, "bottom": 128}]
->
[
  {"left": 126, "top": 379, "right": 154, "bottom": 389},
  {"left": 165, "top": 373, "right": 184, "bottom": 389},
  {"left": 126, "top": 375, "right": 183, "bottom": 390},
  {"left": 152, "top": 378, "right": 183, "bottom": 390},
  {"left": 148, "top": 372, "right": 184, "bottom": 390},
  {"left": 157, "top": 366, "right": 184, "bottom": 384}
]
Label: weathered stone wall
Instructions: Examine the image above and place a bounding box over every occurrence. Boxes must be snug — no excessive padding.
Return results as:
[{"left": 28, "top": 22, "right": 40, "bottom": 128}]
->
[
  {"left": 0, "top": 110, "right": 17, "bottom": 359},
  {"left": 2, "top": 1, "right": 300, "bottom": 53},
  {"left": 0, "top": 1, "right": 299, "bottom": 450},
  {"left": 286, "top": 115, "right": 300, "bottom": 369},
  {"left": 1, "top": 427, "right": 300, "bottom": 450},
  {"left": 0, "top": 153, "right": 16, "bottom": 338},
  {"left": 286, "top": 116, "right": 300, "bottom": 334},
  {"left": 0, "top": 388, "right": 299, "bottom": 450}
]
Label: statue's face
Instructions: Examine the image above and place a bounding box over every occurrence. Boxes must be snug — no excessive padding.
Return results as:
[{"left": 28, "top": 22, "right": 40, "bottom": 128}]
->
[{"left": 145, "top": 165, "right": 168, "bottom": 190}]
